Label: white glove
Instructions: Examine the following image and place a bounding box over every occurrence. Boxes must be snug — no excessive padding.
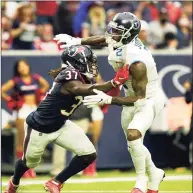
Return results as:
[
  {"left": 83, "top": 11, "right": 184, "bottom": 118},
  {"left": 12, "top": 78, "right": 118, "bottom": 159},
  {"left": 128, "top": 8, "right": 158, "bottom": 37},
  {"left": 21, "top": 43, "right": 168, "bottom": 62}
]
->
[
  {"left": 83, "top": 89, "right": 112, "bottom": 108},
  {"left": 54, "top": 34, "right": 81, "bottom": 49}
]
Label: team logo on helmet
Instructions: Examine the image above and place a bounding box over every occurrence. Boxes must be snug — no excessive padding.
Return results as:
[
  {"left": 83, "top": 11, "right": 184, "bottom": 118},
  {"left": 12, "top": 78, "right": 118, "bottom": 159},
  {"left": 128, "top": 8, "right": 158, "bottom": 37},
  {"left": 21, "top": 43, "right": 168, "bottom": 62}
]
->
[
  {"left": 133, "top": 20, "right": 140, "bottom": 30},
  {"left": 69, "top": 47, "right": 85, "bottom": 57}
]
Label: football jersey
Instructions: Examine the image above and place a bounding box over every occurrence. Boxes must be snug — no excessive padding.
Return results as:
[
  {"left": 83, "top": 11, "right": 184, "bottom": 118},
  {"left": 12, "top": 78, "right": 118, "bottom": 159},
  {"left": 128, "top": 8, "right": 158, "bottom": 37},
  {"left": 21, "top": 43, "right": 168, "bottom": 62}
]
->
[
  {"left": 108, "top": 38, "right": 159, "bottom": 98},
  {"left": 26, "top": 68, "right": 86, "bottom": 133}
]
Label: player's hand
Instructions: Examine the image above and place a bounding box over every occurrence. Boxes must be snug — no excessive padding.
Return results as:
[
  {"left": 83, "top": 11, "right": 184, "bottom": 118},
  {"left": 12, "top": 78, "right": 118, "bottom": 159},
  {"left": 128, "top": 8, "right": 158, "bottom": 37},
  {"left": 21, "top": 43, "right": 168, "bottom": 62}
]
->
[
  {"left": 54, "top": 34, "right": 81, "bottom": 49},
  {"left": 83, "top": 89, "right": 112, "bottom": 108},
  {"left": 112, "top": 64, "right": 129, "bottom": 87}
]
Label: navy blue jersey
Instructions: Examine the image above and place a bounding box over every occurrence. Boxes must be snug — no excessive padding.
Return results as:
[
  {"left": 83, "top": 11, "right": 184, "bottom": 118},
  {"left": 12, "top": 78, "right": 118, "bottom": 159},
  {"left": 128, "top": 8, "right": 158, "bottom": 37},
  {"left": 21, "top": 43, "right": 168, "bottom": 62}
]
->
[{"left": 26, "top": 68, "right": 87, "bottom": 133}]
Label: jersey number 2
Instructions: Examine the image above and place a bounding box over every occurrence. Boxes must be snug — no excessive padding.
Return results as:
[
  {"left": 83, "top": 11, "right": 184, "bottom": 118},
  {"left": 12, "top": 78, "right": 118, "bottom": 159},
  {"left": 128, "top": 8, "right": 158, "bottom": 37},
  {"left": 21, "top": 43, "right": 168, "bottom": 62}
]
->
[
  {"left": 61, "top": 96, "right": 83, "bottom": 116},
  {"left": 116, "top": 48, "right": 122, "bottom": 56}
]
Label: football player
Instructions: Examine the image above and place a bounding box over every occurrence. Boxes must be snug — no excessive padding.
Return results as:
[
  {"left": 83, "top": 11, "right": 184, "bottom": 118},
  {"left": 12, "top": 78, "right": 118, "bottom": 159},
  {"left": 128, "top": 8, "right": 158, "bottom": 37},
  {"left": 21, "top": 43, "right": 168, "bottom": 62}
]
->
[
  {"left": 54, "top": 12, "right": 165, "bottom": 193},
  {"left": 5, "top": 45, "right": 129, "bottom": 193}
]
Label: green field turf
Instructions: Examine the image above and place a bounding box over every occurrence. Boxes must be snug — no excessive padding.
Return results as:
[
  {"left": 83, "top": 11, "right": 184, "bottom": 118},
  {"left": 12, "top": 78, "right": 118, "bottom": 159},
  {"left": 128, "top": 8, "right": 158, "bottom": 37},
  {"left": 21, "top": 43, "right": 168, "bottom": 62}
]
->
[{"left": 2, "top": 169, "right": 192, "bottom": 193}]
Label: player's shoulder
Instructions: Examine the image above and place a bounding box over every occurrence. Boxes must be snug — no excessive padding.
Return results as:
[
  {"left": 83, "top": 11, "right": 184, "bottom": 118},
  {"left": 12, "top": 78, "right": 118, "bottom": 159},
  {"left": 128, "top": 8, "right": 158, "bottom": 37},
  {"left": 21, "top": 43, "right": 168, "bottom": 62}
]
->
[
  {"left": 127, "top": 38, "right": 144, "bottom": 51},
  {"left": 55, "top": 67, "right": 81, "bottom": 83}
]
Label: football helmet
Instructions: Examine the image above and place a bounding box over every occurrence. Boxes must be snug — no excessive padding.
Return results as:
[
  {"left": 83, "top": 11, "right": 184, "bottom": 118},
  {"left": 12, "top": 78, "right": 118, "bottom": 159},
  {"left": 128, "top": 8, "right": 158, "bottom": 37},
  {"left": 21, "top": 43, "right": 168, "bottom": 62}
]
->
[
  {"left": 105, "top": 12, "right": 141, "bottom": 48},
  {"left": 61, "top": 45, "right": 98, "bottom": 79}
]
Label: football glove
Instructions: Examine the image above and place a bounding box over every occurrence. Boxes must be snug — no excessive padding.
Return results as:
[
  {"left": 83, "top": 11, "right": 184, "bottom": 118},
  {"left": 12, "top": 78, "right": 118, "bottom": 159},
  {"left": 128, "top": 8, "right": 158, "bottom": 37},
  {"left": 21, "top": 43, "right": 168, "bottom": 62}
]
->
[
  {"left": 112, "top": 64, "right": 129, "bottom": 87},
  {"left": 83, "top": 89, "right": 112, "bottom": 108},
  {"left": 54, "top": 34, "right": 81, "bottom": 49}
]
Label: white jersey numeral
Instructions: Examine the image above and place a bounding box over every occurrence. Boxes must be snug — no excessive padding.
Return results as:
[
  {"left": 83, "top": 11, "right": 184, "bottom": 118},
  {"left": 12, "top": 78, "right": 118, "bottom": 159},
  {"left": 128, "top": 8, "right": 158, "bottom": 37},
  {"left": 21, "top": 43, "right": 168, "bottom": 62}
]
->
[{"left": 65, "top": 71, "right": 78, "bottom": 80}]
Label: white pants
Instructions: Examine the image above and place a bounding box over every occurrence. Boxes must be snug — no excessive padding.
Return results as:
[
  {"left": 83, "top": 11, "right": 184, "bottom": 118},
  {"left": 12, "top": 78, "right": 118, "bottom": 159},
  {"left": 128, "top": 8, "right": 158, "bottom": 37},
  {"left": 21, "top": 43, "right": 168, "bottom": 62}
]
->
[
  {"left": 51, "top": 107, "right": 104, "bottom": 175},
  {"left": 18, "top": 104, "right": 37, "bottom": 119},
  {"left": 121, "top": 91, "right": 165, "bottom": 138},
  {"left": 51, "top": 118, "right": 91, "bottom": 175},
  {"left": 23, "top": 120, "right": 96, "bottom": 168}
]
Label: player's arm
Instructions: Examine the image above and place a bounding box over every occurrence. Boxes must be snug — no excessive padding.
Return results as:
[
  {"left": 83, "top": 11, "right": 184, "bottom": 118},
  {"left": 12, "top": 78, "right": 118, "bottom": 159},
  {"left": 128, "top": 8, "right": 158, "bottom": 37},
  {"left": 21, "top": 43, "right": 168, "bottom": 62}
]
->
[
  {"left": 60, "top": 64, "right": 129, "bottom": 96},
  {"left": 62, "top": 65, "right": 129, "bottom": 96},
  {"left": 62, "top": 80, "right": 115, "bottom": 96},
  {"left": 54, "top": 34, "right": 107, "bottom": 48},
  {"left": 81, "top": 35, "right": 108, "bottom": 46},
  {"left": 83, "top": 62, "right": 147, "bottom": 107},
  {"left": 111, "top": 62, "right": 148, "bottom": 106}
]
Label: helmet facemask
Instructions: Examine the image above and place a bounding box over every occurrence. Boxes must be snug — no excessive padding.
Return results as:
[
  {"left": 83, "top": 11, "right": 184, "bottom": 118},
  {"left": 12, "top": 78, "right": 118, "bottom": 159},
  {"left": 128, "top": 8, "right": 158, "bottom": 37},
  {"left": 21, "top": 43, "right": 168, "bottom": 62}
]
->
[
  {"left": 105, "top": 21, "right": 136, "bottom": 48},
  {"left": 81, "top": 52, "right": 98, "bottom": 79}
]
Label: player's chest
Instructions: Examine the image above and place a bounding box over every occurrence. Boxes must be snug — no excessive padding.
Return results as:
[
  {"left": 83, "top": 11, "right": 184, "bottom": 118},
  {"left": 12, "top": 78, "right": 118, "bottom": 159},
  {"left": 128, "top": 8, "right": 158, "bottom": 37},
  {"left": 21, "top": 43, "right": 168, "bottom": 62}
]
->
[{"left": 108, "top": 48, "right": 123, "bottom": 67}]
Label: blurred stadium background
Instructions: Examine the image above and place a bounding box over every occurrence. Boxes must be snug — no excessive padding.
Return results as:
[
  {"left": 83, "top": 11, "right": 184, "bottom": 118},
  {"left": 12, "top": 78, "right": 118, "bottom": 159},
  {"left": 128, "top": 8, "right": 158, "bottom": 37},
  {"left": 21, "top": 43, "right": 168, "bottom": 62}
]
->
[{"left": 1, "top": 1, "right": 192, "bottom": 192}]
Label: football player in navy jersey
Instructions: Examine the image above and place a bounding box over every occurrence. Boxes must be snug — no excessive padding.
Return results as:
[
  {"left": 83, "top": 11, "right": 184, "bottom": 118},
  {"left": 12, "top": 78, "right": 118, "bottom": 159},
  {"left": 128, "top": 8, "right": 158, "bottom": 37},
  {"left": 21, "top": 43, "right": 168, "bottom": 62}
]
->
[{"left": 5, "top": 45, "right": 129, "bottom": 193}]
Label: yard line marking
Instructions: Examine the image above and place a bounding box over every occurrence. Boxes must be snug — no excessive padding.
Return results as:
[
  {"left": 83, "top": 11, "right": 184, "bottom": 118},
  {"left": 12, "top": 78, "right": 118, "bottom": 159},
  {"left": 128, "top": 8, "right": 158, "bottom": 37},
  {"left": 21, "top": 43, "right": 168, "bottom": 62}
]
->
[{"left": 2, "top": 175, "right": 192, "bottom": 186}]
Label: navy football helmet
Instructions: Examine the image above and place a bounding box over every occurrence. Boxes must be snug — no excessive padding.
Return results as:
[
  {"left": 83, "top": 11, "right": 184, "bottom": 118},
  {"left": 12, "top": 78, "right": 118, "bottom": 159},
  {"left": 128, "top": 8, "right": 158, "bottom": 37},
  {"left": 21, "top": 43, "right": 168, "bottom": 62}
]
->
[
  {"left": 61, "top": 45, "right": 98, "bottom": 78},
  {"left": 106, "top": 12, "right": 141, "bottom": 48}
]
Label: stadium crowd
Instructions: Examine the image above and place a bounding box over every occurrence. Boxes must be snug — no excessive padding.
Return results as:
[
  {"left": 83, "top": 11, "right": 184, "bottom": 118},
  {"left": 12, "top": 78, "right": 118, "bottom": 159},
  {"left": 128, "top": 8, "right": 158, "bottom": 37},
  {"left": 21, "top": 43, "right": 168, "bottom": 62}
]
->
[{"left": 2, "top": 1, "right": 192, "bottom": 51}]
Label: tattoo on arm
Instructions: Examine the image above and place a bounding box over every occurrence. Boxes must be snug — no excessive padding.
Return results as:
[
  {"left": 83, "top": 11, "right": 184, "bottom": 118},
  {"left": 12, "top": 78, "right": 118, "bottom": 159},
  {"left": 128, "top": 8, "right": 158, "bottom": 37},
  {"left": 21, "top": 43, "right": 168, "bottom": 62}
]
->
[{"left": 81, "top": 35, "right": 107, "bottom": 46}]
